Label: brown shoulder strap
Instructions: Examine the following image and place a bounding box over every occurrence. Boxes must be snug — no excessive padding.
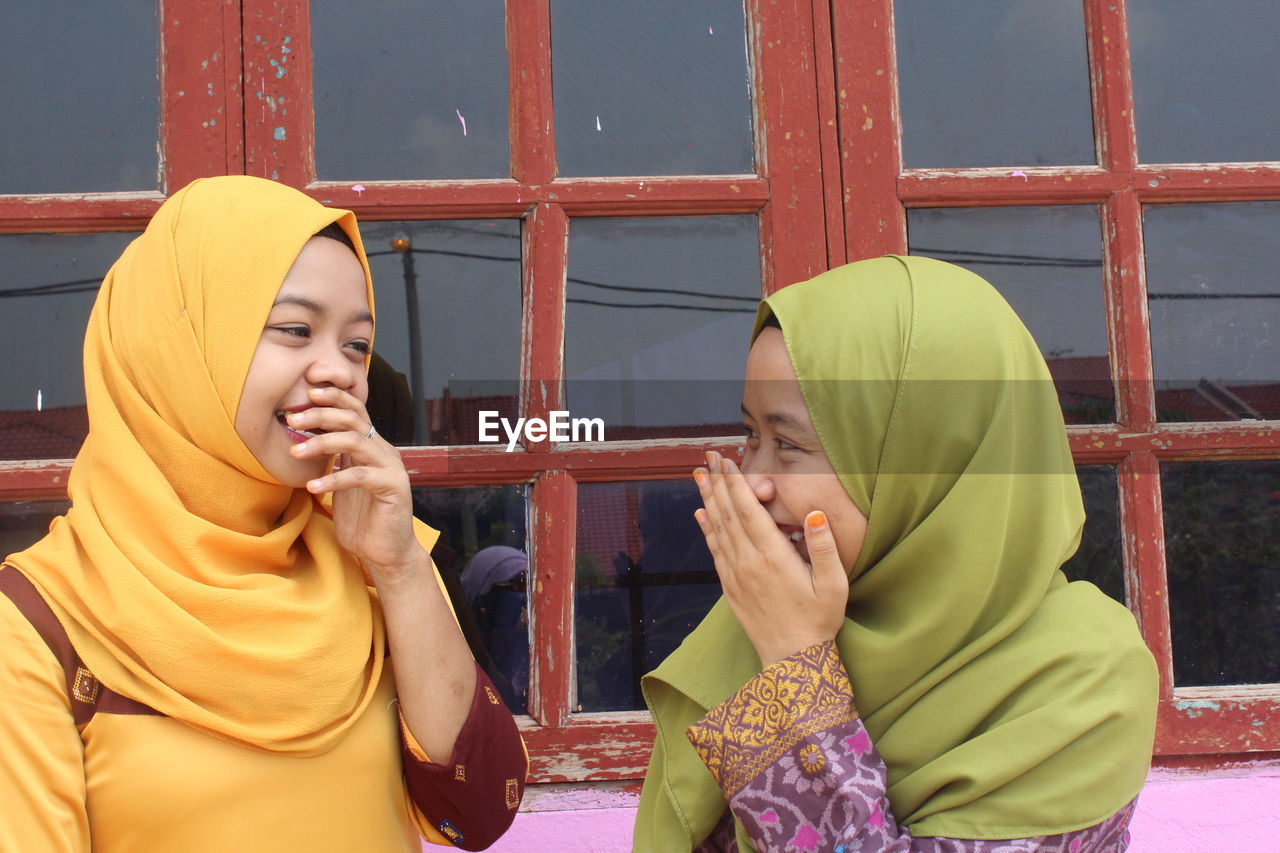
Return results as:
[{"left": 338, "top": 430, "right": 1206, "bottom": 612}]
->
[
  {"left": 0, "top": 565, "right": 100, "bottom": 726},
  {"left": 0, "top": 566, "right": 158, "bottom": 723}
]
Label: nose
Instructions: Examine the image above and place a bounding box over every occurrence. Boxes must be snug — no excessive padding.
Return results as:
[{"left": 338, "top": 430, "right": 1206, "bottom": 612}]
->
[
  {"left": 740, "top": 452, "right": 776, "bottom": 504},
  {"left": 305, "top": 343, "right": 359, "bottom": 391}
]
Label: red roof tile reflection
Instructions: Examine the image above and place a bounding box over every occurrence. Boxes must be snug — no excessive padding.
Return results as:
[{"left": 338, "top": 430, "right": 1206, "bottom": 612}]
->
[{"left": 0, "top": 406, "right": 87, "bottom": 460}]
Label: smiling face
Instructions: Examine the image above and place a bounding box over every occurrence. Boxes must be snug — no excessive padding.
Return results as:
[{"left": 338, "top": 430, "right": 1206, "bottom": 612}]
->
[
  {"left": 740, "top": 326, "right": 868, "bottom": 573},
  {"left": 234, "top": 235, "right": 373, "bottom": 487}
]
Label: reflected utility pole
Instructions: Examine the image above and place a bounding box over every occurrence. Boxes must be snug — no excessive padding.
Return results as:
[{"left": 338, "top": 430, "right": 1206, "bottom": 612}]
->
[{"left": 391, "top": 238, "right": 427, "bottom": 445}]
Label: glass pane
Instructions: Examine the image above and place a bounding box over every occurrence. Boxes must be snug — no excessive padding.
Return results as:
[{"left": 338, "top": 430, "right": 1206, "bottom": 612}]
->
[
  {"left": 564, "top": 216, "right": 760, "bottom": 441},
  {"left": 551, "top": 0, "right": 754, "bottom": 176},
  {"left": 1145, "top": 203, "right": 1280, "bottom": 423},
  {"left": 0, "top": 500, "right": 69, "bottom": 558},
  {"left": 1062, "top": 466, "right": 1124, "bottom": 605},
  {"left": 359, "top": 221, "right": 522, "bottom": 446},
  {"left": 0, "top": 1, "right": 159, "bottom": 193},
  {"left": 894, "top": 0, "right": 1094, "bottom": 168},
  {"left": 1129, "top": 0, "right": 1280, "bottom": 163},
  {"left": 1162, "top": 461, "right": 1280, "bottom": 686},
  {"left": 412, "top": 485, "right": 529, "bottom": 712},
  {"left": 575, "top": 480, "right": 720, "bottom": 712},
  {"left": 312, "top": 1, "right": 509, "bottom": 179},
  {"left": 0, "top": 232, "right": 139, "bottom": 461},
  {"left": 908, "top": 207, "right": 1113, "bottom": 423}
]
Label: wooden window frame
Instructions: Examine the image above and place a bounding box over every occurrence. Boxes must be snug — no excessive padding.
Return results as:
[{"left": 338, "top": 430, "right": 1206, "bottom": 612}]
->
[
  {"left": 0, "top": 0, "right": 835, "bottom": 783},
  {"left": 833, "top": 0, "right": 1280, "bottom": 762},
  {"left": 4, "top": 0, "right": 1275, "bottom": 784}
]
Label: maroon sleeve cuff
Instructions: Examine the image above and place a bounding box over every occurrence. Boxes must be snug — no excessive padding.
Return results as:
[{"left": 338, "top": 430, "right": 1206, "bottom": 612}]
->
[{"left": 401, "top": 663, "right": 528, "bottom": 850}]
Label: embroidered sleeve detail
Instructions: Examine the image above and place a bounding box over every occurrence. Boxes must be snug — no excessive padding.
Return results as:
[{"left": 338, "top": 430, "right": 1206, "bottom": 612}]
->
[
  {"left": 400, "top": 663, "right": 528, "bottom": 850},
  {"left": 686, "top": 640, "right": 855, "bottom": 799}
]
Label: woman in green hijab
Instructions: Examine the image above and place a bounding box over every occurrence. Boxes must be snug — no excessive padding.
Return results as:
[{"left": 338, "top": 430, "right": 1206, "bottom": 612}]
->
[{"left": 635, "top": 256, "right": 1158, "bottom": 852}]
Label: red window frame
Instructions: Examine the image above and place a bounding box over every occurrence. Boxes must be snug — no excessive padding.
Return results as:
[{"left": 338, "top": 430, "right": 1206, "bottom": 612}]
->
[
  {"left": 0, "top": 0, "right": 833, "bottom": 783},
  {"left": 2, "top": 0, "right": 1276, "bottom": 785},
  {"left": 834, "top": 0, "right": 1280, "bottom": 764}
]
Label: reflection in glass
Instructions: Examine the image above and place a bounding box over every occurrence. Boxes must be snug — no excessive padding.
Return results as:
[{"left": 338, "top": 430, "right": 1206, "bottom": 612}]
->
[
  {"left": 0, "top": 233, "right": 140, "bottom": 461},
  {"left": 1129, "top": 0, "right": 1280, "bottom": 164},
  {"left": 312, "top": 1, "right": 509, "bottom": 179},
  {"left": 1162, "top": 461, "right": 1280, "bottom": 686},
  {"left": 0, "top": 501, "right": 69, "bottom": 558},
  {"left": 564, "top": 216, "right": 760, "bottom": 441},
  {"left": 359, "top": 221, "right": 522, "bottom": 446},
  {"left": 575, "top": 480, "right": 719, "bottom": 712},
  {"left": 551, "top": 0, "right": 754, "bottom": 176},
  {"left": 894, "top": 0, "right": 1094, "bottom": 168},
  {"left": 1062, "top": 466, "right": 1124, "bottom": 605},
  {"left": 1145, "top": 203, "right": 1280, "bottom": 422},
  {"left": 0, "top": 1, "right": 159, "bottom": 193},
  {"left": 908, "top": 207, "right": 1113, "bottom": 423},
  {"left": 412, "top": 485, "right": 529, "bottom": 712}
]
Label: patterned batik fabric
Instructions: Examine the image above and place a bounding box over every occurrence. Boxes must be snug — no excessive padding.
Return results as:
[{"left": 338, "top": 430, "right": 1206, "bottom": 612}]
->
[{"left": 687, "top": 641, "right": 1138, "bottom": 853}]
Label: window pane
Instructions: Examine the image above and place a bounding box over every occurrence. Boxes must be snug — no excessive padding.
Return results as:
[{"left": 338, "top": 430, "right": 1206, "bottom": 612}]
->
[
  {"left": 1062, "top": 466, "right": 1124, "bottom": 605},
  {"left": 551, "top": 0, "right": 754, "bottom": 176},
  {"left": 564, "top": 216, "right": 760, "bottom": 441},
  {"left": 1162, "top": 461, "right": 1280, "bottom": 686},
  {"left": 894, "top": 0, "right": 1094, "bottom": 168},
  {"left": 0, "top": 233, "right": 138, "bottom": 461},
  {"left": 0, "top": 1, "right": 159, "bottom": 193},
  {"left": 412, "top": 485, "right": 529, "bottom": 713},
  {"left": 1145, "top": 203, "right": 1280, "bottom": 423},
  {"left": 312, "top": 1, "right": 509, "bottom": 179},
  {"left": 575, "top": 480, "right": 719, "bottom": 712},
  {"left": 0, "top": 500, "right": 69, "bottom": 558},
  {"left": 359, "top": 221, "right": 522, "bottom": 446},
  {"left": 908, "top": 207, "right": 1113, "bottom": 423},
  {"left": 1129, "top": 0, "right": 1280, "bottom": 164}
]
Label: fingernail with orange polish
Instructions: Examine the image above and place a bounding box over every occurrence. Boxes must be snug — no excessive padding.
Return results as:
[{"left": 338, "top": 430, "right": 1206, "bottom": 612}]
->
[
  {"left": 807, "top": 511, "right": 827, "bottom": 529},
  {"left": 694, "top": 468, "right": 708, "bottom": 487}
]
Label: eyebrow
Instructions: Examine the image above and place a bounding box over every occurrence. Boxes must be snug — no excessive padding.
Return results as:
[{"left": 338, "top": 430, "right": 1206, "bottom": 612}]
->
[
  {"left": 740, "top": 403, "right": 814, "bottom": 434},
  {"left": 271, "top": 294, "right": 373, "bottom": 325}
]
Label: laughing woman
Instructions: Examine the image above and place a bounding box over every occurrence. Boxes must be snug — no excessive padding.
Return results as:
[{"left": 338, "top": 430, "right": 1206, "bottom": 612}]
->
[
  {"left": 636, "top": 256, "right": 1158, "bottom": 852},
  {"left": 0, "top": 176, "right": 525, "bottom": 852}
]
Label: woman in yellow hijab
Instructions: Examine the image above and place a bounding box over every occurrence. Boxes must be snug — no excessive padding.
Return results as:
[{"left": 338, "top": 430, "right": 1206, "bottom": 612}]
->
[
  {"left": 0, "top": 176, "right": 525, "bottom": 852},
  {"left": 636, "top": 256, "right": 1158, "bottom": 852}
]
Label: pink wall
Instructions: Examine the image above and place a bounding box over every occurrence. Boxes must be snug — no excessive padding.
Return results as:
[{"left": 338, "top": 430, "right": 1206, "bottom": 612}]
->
[{"left": 475, "top": 764, "right": 1280, "bottom": 852}]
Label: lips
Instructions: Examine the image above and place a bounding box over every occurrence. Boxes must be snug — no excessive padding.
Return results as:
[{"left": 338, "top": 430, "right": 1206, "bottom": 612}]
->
[
  {"left": 776, "top": 523, "right": 811, "bottom": 563},
  {"left": 275, "top": 405, "right": 327, "bottom": 443}
]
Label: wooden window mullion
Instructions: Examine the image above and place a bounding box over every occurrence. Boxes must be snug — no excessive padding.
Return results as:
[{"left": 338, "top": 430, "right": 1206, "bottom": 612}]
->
[
  {"left": 750, "top": 0, "right": 830, "bottom": 291},
  {"left": 241, "top": 0, "right": 313, "bottom": 188},
  {"left": 526, "top": 469, "right": 575, "bottom": 727},
  {"left": 1084, "top": 0, "right": 1138, "bottom": 174},
  {"left": 507, "top": 0, "right": 555, "bottom": 188},
  {"left": 161, "top": 0, "right": 245, "bottom": 190},
  {"left": 1102, "top": 189, "right": 1156, "bottom": 430},
  {"left": 1117, "top": 451, "right": 1174, "bottom": 694},
  {"left": 832, "top": 0, "right": 906, "bottom": 261}
]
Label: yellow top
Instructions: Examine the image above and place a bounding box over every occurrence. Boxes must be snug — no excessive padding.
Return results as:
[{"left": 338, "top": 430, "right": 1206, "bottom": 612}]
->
[{"left": 0, "top": 588, "right": 460, "bottom": 852}]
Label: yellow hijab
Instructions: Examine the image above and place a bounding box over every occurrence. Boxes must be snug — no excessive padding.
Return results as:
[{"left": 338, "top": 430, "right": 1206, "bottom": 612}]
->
[
  {"left": 638, "top": 256, "right": 1158, "bottom": 848},
  {"left": 4, "top": 176, "right": 435, "bottom": 756}
]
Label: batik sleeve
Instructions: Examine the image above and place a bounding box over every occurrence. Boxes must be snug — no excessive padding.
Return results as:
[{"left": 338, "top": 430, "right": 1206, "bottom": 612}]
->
[{"left": 687, "top": 641, "right": 1137, "bottom": 853}]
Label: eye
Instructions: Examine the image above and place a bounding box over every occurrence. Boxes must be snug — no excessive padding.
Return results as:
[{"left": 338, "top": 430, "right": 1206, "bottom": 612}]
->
[
  {"left": 742, "top": 424, "right": 760, "bottom": 447},
  {"left": 774, "top": 437, "right": 800, "bottom": 452},
  {"left": 271, "top": 324, "right": 310, "bottom": 340},
  {"left": 346, "top": 339, "right": 372, "bottom": 356}
]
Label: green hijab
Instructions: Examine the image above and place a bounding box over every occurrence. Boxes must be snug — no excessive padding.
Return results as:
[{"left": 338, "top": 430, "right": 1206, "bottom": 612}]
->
[{"left": 636, "top": 256, "right": 1157, "bottom": 850}]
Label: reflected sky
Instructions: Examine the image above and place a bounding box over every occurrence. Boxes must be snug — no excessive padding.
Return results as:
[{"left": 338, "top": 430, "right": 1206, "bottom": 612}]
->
[
  {"left": 0, "top": 1, "right": 159, "bottom": 193},
  {"left": 551, "top": 0, "right": 754, "bottom": 176},
  {"left": 1129, "top": 0, "right": 1280, "bottom": 164},
  {"left": 312, "top": 1, "right": 509, "bottom": 179},
  {"left": 895, "top": 0, "right": 1094, "bottom": 168}
]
